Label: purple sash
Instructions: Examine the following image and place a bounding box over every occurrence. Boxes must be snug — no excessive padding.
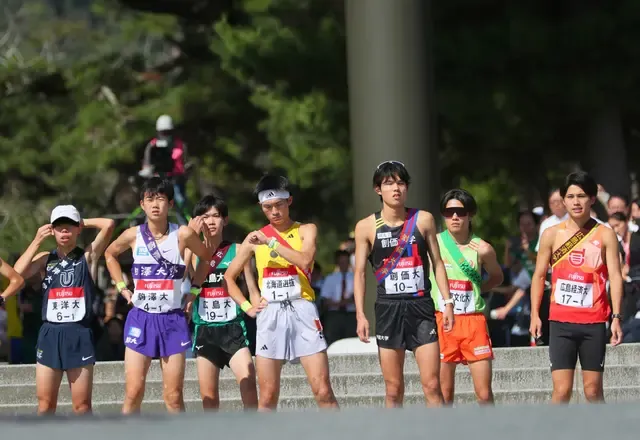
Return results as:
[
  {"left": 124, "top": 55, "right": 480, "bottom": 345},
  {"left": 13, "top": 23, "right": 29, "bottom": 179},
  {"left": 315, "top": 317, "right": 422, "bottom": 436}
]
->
[{"left": 138, "top": 223, "right": 184, "bottom": 280}]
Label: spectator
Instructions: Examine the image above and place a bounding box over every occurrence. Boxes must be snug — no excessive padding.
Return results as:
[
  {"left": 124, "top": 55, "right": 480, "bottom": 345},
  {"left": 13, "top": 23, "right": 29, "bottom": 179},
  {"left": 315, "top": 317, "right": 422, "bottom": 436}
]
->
[
  {"left": 536, "top": 189, "right": 568, "bottom": 252},
  {"left": 320, "top": 250, "right": 357, "bottom": 346},
  {"left": 504, "top": 210, "right": 539, "bottom": 278}
]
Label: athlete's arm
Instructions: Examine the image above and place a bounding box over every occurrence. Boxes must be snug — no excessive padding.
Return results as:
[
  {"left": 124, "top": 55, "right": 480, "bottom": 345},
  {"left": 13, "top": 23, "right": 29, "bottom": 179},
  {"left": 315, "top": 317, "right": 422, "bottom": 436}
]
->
[
  {"left": 267, "top": 223, "right": 317, "bottom": 272},
  {"left": 239, "top": 243, "right": 261, "bottom": 306},
  {"left": 353, "top": 216, "right": 372, "bottom": 342},
  {"left": 82, "top": 218, "right": 116, "bottom": 265},
  {"left": 421, "top": 211, "right": 452, "bottom": 302},
  {"left": 104, "top": 227, "right": 137, "bottom": 300},
  {"left": 603, "top": 227, "right": 623, "bottom": 317},
  {"left": 0, "top": 257, "right": 25, "bottom": 301},
  {"left": 477, "top": 241, "right": 504, "bottom": 292},
  {"left": 224, "top": 235, "right": 257, "bottom": 308},
  {"left": 180, "top": 226, "right": 211, "bottom": 288},
  {"left": 13, "top": 225, "right": 54, "bottom": 280},
  {"left": 530, "top": 227, "right": 554, "bottom": 320}
]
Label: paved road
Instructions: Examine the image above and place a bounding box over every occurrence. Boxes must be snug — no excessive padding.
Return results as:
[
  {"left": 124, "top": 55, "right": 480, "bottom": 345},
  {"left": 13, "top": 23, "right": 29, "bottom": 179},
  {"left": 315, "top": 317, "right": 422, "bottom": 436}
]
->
[{"left": 1, "top": 403, "right": 637, "bottom": 439}]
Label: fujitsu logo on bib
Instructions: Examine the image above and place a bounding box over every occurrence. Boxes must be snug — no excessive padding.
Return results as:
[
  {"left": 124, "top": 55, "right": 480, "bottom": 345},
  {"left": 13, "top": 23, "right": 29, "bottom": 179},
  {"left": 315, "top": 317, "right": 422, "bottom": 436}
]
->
[{"left": 567, "top": 272, "right": 585, "bottom": 282}]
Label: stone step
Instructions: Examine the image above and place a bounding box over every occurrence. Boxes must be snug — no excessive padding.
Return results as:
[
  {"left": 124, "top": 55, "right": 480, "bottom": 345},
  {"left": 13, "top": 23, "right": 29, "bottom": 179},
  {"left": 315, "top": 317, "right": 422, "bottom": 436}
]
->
[
  {"left": 0, "top": 389, "right": 562, "bottom": 415},
  {"left": 2, "top": 344, "right": 639, "bottom": 385},
  {"left": 5, "top": 385, "right": 639, "bottom": 416},
  {"left": 4, "top": 365, "right": 640, "bottom": 407}
]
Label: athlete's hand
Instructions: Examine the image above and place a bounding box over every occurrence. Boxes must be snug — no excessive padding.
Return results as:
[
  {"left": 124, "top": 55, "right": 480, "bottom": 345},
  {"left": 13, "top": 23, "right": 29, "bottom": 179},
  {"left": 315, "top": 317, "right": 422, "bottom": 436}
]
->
[
  {"left": 356, "top": 315, "right": 370, "bottom": 343},
  {"left": 443, "top": 305, "right": 454, "bottom": 332},
  {"left": 610, "top": 318, "right": 623, "bottom": 346},
  {"left": 246, "top": 298, "right": 267, "bottom": 318},
  {"left": 34, "top": 224, "right": 53, "bottom": 245},
  {"left": 183, "top": 294, "right": 196, "bottom": 316},
  {"left": 120, "top": 288, "right": 133, "bottom": 305},
  {"left": 188, "top": 216, "right": 204, "bottom": 234},
  {"left": 248, "top": 230, "right": 269, "bottom": 246},
  {"left": 529, "top": 315, "right": 542, "bottom": 340}
]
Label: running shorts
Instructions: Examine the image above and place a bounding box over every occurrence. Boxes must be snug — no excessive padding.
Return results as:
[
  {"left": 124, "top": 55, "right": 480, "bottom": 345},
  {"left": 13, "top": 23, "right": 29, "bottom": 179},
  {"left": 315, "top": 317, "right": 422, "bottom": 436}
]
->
[
  {"left": 549, "top": 321, "right": 606, "bottom": 372},
  {"left": 436, "top": 312, "right": 493, "bottom": 364},
  {"left": 375, "top": 296, "right": 438, "bottom": 351},
  {"left": 123, "top": 307, "right": 191, "bottom": 358},
  {"left": 36, "top": 322, "right": 95, "bottom": 370},
  {"left": 194, "top": 321, "right": 249, "bottom": 369},
  {"left": 256, "top": 299, "right": 327, "bottom": 362}
]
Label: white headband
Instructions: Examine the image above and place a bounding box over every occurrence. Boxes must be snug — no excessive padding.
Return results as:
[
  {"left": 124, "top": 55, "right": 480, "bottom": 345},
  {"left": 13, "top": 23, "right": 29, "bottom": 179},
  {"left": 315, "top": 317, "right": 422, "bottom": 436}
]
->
[{"left": 258, "top": 189, "right": 290, "bottom": 204}]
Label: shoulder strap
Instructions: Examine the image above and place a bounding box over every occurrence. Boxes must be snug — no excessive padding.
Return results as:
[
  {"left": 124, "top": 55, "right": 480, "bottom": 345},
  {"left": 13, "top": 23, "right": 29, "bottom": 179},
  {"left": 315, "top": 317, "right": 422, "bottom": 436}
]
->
[
  {"left": 209, "top": 241, "right": 232, "bottom": 270},
  {"left": 260, "top": 224, "right": 312, "bottom": 282},
  {"left": 374, "top": 208, "right": 419, "bottom": 284},
  {"left": 440, "top": 230, "right": 482, "bottom": 287},
  {"left": 550, "top": 219, "right": 598, "bottom": 267}
]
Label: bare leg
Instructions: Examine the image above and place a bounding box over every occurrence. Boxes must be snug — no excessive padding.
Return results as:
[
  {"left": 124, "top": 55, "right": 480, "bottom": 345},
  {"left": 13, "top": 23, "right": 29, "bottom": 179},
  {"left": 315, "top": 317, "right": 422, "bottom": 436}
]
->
[
  {"left": 551, "top": 370, "right": 574, "bottom": 403},
  {"left": 196, "top": 356, "right": 221, "bottom": 410},
  {"left": 36, "top": 363, "right": 63, "bottom": 415},
  {"left": 378, "top": 347, "right": 406, "bottom": 408},
  {"left": 468, "top": 359, "right": 494, "bottom": 404},
  {"left": 122, "top": 347, "right": 152, "bottom": 414},
  {"left": 414, "top": 342, "right": 444, "bottom": 407},
  {"left": 228, "top": 347, "right": 258, "bottom": 410},
  {"left": 299, "top": 350, "right": 339, "bottom": 409},
  {"left": 255, "top": 356, "right": 284, "bottom": 411},
  {"left": 439, "top": 362, "right": 457, "bottom": 405},
  {"left": 66, "top": 365, "right": 94, "bottom": 414},
  {"left": 160, "top": 351, "right": 187, "bottom": 413}
]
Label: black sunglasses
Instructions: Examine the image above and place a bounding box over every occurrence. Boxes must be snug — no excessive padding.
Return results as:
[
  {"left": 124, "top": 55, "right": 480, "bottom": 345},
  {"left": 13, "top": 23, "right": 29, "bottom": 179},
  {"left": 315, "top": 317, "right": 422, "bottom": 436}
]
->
[{"left": 442, "top": 207, "right": 468, "bottom": 218}]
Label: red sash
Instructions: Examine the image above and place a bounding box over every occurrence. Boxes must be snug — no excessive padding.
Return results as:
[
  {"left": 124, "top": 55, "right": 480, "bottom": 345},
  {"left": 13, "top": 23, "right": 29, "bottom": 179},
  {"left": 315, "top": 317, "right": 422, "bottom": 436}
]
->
[{"left": 260, "top": 225, "right": 312, "bottom": 282}]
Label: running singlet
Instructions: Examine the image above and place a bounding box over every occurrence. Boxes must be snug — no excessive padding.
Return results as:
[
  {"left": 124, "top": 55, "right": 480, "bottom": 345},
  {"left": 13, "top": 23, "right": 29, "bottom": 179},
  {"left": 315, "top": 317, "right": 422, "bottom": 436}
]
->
[
  {"left": 368, "top": 210, "right": 432, "bottom": 299},
  {"left": 131, "top": 223, "right": 186, "bottom": 313},
  {"left": 41, "top": 247, "right": 95, "bottom": 326},
  {"left": 550, "top": 223, "right": 610, "bottom": 324},
  {"left": 254, "top": 222, "right": 315, "bottom": 303},
  {"left": 193, "top": 242, "right": 241, "bottom": 325},
  {"left": 430, "top": 234, "right": 485, "bottom": 314}
]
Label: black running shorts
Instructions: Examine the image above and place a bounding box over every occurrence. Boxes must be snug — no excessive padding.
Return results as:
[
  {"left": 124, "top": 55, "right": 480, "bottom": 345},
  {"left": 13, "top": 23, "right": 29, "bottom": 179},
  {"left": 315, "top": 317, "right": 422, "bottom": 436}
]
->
[
  {"left": 374, "top": 296, "right": 438, "bottom": 351},
  {"left": 549, "top": 321, "right": 607, "bottom": 372}
]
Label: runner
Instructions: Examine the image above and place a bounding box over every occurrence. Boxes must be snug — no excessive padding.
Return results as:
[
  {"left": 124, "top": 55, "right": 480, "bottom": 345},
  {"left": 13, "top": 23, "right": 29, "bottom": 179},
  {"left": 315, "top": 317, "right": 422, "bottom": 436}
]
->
[
  {"left": 185, "top": 195, "right": 259, "bottom": 410},
  {"left": 0, "top": 257, "right": 25, "bottom": 308},
  {"left": 104, "top": 177, "right": 212, "bottom": 414},
  {"left": 353, "top": 160, "right": 454, "bottom": 408},
  {"left": 224, "top": 174, "right": 339, "bottom": 411},
  {"left": 13, "top": 206, "right": 114, "bottom": 414},
  {"left": 429, "top": 189, "right": 504, "bottom": 405},
  {"left": 530, "top": 171, "right": 623, "bottom": 403}
]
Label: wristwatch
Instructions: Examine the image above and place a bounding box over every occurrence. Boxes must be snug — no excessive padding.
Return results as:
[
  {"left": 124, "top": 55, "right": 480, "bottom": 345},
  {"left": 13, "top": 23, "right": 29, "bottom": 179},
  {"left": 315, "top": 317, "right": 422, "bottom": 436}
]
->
[
  {"left": 443, "top": 298, "right": 454, "bottom": 307},
  {"left": 612, "top": 313, "right": 623, "bottom": 320}
]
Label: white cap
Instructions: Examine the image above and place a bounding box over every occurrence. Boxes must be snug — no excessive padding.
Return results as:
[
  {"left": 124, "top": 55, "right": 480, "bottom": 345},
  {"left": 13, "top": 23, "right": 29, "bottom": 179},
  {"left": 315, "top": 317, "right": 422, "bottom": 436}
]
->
[
  {"left": 156, "top": 114, "right": 174, "bottom": 131},
  {"left": 50, "top": 205, "right": 81, "bottom": 224}
]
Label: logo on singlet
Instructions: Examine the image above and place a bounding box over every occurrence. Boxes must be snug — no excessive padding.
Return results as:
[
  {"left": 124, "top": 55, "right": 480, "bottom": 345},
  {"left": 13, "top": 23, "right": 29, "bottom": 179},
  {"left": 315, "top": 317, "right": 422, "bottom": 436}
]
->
[
  {"left": 136, "top": 247, "right": 149, "bottom": 256},
  {"left": 568, "top": 249, "right": 585, "bottom": 267}
]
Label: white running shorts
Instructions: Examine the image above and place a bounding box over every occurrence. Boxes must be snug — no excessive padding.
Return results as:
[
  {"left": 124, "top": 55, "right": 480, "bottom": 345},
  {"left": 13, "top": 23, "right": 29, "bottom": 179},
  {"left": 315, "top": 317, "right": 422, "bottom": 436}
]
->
[{"left": 256, "top": 298, "right": 327, "bottom": 362}]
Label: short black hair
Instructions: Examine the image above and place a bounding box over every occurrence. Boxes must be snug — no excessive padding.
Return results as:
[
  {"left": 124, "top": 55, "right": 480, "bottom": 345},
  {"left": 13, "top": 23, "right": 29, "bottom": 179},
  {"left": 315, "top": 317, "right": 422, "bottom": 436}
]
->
[
  {"left": 440, "top": 189, "right": 478, "bottom": 216},
  {"left": 254, "top": 174, "right": 290, "bottom": 198},
  {"left": 334, "top": 249, "right": 350, "bottom": 262},
  {"left": 560, "top": 171, "right": 597, "bottom": 198},
  {"left": 609, "top": 211, "right": 628, "bottom": 222},
  {"left": 140, "top": 177, "right": 174, "bottom": 201},
  {"left": 549, "top": 188, "right": 561, "bottom": 197},
  {"left": 372, "top": 161, "right": 411, "bottom": 188},
  {"left": 193, "top": 194, "right": 228, "bottom": 218},
  {"left": 608, "top": 193, "right": 630, "bottom": 207}
]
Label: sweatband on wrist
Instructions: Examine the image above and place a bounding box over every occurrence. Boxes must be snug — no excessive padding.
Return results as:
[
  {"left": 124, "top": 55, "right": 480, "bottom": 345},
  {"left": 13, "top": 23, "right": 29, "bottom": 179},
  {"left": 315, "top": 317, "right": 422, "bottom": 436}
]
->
[
  {"left": 190, "top": 286, "right": 202, "bottom": 296},
  {"left": 267, "top": 238, "right": 279, "bottom": 250},
  {"left": 116, "top": 281, "right": 127, "bottom": 292},
  {"left": 240, "top": 301, "right": 252, "bottom": 313}
]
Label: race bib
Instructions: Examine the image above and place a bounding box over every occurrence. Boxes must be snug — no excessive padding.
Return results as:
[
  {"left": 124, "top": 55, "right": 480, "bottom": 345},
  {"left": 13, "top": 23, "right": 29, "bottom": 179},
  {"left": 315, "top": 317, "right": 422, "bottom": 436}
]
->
[
  {"left": 134, "top": 279, "right": 177, "bottom": 313},
  {"left": 554, "top": 276, "right": 594, "bottom": 308},
  {"left": 383, "top": 257, "right": 424, "bottom": 295},
  {"left": 198, "top": 287, "right": 238, "bottom": 323},
  {"left": 46, "top": 287, "right": 86, "bottom": 323},
  {"left": 261, "top": 266, "right": 302, "bottom": 302},
  {"left": 442, "top": 279, "right": 475, "bottom": 314}
]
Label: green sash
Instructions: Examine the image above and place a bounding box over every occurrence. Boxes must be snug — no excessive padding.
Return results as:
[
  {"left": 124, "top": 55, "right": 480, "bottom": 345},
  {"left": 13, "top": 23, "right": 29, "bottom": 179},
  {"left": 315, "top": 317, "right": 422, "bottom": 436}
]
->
[{"left": 441, "top": 230, "right": 482, "bottom": 288}]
